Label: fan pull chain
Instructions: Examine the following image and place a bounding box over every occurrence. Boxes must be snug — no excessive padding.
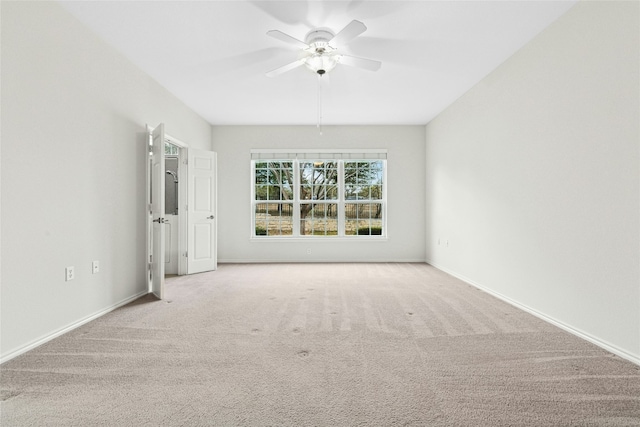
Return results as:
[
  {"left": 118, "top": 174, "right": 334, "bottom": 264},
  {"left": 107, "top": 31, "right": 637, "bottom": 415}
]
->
[{"left": 317, "top": 74, "right": 323, "bottom": 136}]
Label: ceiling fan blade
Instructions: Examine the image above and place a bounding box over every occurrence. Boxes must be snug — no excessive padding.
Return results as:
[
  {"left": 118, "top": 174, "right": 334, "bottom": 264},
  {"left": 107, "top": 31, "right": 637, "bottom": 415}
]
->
[
  {"left": 347, "top": 37, "right": 425, "bottom": 66},
  {"left": 193, "top": 47, "right": 288, "bottom": 77},
  {"left": 266, "top": 30, "right": 309, "bottom": 49},
  {"left": 329, "top": 20, "right": 367, "bottom": 47},
  {"left": 266, "top": 58, "right": 307, "bottom": 78},
  {"left": 338, "top": 55, "right": 382, "bottom": 72}
]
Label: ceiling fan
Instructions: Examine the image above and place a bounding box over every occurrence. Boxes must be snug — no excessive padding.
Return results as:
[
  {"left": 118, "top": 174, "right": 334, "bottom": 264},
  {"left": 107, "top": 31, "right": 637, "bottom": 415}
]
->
[{"left": 265, "top": 20, "right": 382, "bottom": 77}]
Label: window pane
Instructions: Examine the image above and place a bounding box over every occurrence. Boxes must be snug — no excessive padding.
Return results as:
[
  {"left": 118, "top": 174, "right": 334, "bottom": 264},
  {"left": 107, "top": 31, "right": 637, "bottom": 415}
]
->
[
  {"left": 165, "top": 142, "right": 179, "bottom": 155},
  {"left": 344, "top": 164, "right": 356, "bottom": 186},
  {"left": 345, "top": 184, "right": 357, "bottom": 200},
  {"left": 267, "top": 185, "right": 282, "bottom": 200},
  {"left": 311, "top": 185, "right": 322, "bottom": 200},
  {"left": 255, "top": 203, "right": 293, "bottom": 236},
  {"left": 270, "top": 168, "right": 291, "bottom": 186},
  {"left": 300, "top": 203, "right": 337, "bottom": 236},
  {"left": 356, "top": 167, "right": 367, "bottom": 185},
  {"left": 327, "top": 186, "right": 338, "bottom": 200},
  {"left": 282, "top": 183, "right": 293, "bottom": 200},
  {"left": 345, "top": 220, "right": 358, "bottom": 236},
  {"left": 344, "top": 161, "right": 356, "bottom": 169},
  {"left": 255, "top": 185, "right": 268, "bottom": 200},
  {"left": 371, "top": 185, "right": 383, "bottom": 200},
  {"left": 344, "top": 160, "right": 384, "bottom": 202},
  {"left": 300, "top": 161, "right": 337, "bottom": 202},
  {"left": 254, "top": 161, "right": 293, "bottom": 201},
  {"left": 310, "top": 184, "right": 336, "bottom": 200},
  {"left": 359, "top": 186, "right": 370, "bottom": 200},
  {"left": 255, "top": 169, "right": 268, "bottom": 184},
  {"left": 254, "top": 203, "right": 268, "bottom": 235},
  {"left": 345, "top": 203, "right": 383, "bottom": 236}
]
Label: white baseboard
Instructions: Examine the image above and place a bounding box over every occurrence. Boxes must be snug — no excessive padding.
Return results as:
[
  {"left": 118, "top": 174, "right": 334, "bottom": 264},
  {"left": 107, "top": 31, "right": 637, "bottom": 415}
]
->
[
  {"left": 426, "top": 259, "right": 640, "bottom": 367},
  {"left": 0, "top": 290, "right": 149, "bottom": 364}
]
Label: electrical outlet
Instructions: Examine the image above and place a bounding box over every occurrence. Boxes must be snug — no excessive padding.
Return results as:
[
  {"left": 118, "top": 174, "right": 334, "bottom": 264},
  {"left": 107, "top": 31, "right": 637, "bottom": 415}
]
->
[
  {"left": 306, "top": 248, "right": 312, "bottom": 255},
  {"left": 65, "top": 266, "right": 75, "bottom": 281},
  {"left": 92, "top": 261, "right": 99, "bottom": 274}
]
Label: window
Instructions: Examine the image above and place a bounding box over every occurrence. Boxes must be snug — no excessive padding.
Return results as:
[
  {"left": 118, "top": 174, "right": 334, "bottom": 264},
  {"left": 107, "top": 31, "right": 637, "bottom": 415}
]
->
[
  {"left": 164, "top": 141, "right": 179, "bottom": 155},
  {"left": 254, "top": 161, "right": 294, "bottom": 236},
  {"left": 299, "top": 161, "right": 338, "bottom": 236},
  {"left": 251, "top": 150, "right": 386, "bottom": 238},
  {"left": 344, "top": 161, "right": 384, "bottom": 236}
]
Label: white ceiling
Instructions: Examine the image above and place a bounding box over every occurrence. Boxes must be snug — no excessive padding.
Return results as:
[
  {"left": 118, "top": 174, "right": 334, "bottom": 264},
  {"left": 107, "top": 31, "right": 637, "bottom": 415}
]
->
[{"left": 59, "top": 1, "right": 577, "bottom": 126}]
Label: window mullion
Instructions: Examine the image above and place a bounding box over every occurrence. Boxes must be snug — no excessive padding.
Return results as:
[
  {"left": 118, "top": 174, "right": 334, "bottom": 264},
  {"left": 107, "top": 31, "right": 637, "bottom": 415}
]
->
[
  {"left": 292, "top": 159, "right": 300, "bottom": 236},
  {"left": 383, "top": 159, "right": 388, "bottom": 237},
  {"left": 338, "top": 160, "right": 345, "bottom": 236},
  {"left": 250, "top": 160, "right": 256, "bottom": 237}
]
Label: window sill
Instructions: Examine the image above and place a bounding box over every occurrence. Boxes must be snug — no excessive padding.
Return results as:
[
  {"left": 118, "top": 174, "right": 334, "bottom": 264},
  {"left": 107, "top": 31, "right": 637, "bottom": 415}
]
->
[{"left": 250, "top": 236, "right": 388, "bottom": 242}]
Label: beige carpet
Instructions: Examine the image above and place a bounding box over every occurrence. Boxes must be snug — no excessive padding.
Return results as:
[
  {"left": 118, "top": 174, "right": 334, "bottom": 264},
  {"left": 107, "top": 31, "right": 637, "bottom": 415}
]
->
[{"left": 1, "top": 263, "right": 639, "bottom": 426}]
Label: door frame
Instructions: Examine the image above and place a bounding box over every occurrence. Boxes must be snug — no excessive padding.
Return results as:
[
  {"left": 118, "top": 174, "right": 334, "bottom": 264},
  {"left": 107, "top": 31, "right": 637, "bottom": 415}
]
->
[
  {"left": 146, "top": 125, "right": 189, "bottom": 288},
  {"left": 165, "top": 135, "right": 189, "bottom": 276}
]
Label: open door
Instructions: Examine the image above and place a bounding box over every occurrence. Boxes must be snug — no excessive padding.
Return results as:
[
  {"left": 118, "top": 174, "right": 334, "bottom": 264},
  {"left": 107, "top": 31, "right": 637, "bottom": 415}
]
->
[
  {"left": 150, "top": 124, "right": 166, "bottom": 298},
  {"left": 187, "top": 148, "right": 217, "bottom": 274}
]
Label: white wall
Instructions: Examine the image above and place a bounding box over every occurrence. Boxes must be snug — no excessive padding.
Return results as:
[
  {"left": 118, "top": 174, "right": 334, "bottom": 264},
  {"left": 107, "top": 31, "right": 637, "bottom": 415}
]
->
[
  {"left": 1, "top": 2, "right": 212, "bottom": 361},
  {"left": 212, "top": 125, "right": 426, "bottom": 263},
  {"left": 425, "top": 1, "right": 639, "bottom": 363}
]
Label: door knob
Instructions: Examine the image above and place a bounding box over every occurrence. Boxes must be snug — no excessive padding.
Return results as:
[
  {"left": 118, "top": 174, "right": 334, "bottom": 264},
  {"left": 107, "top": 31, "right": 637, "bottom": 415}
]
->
[{"left": 207, "top": 215, "right": 214, "bottom": 219}]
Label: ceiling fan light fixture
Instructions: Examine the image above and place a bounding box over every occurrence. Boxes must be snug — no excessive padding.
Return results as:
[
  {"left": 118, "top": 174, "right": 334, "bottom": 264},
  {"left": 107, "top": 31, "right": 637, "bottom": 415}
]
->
[{"left": 305, "top": 53, "right": 339, "bottom": 75}]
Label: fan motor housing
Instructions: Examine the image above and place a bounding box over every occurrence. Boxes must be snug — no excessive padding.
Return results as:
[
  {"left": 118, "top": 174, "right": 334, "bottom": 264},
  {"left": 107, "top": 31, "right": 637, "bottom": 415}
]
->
[{"left": 305, "top": 28, "right": 335, "bottom": 49}]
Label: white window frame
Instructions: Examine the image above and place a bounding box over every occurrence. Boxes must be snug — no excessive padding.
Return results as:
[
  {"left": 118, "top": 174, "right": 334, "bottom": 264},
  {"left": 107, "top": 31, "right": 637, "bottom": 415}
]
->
[{"left": 250, "top": 149, "right": 387, "bottom": 240}]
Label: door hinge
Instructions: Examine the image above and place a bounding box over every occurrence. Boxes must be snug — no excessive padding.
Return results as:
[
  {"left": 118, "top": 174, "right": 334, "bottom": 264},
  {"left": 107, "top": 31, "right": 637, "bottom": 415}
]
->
[
  {"left": 149, "top": 255, "right": 153, "bottom": 263},
  {"left": 184, "top": 252, "right": 188, "bottom": 258}
]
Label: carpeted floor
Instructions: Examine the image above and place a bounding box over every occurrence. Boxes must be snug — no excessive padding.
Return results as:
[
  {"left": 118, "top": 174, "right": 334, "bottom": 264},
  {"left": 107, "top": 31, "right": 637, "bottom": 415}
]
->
[{"left": 1, "top": 263, "right": 639, "bottom": 426}]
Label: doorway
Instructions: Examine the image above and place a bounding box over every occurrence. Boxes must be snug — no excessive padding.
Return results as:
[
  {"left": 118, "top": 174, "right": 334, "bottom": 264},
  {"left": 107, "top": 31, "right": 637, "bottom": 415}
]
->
[
  {"left": 164, "top": 143, "right": 181, "bottom": 276},
  {"left": 146, "top": 123, "right": 218, "bottom": 299}
]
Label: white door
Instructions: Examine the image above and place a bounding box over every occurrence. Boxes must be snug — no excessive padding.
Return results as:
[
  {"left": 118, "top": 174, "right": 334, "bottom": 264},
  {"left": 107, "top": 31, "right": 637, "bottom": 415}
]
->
[
  {"left": 150, "top": 124, "right": 166, "bottom": 298},
  {"left": 187, "top": 148, "right": 217, "bottom": 274}
]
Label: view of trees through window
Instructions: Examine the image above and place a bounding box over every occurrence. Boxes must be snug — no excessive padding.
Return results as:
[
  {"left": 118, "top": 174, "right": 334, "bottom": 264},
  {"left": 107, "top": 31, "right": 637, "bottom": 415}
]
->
[
  {"left": 255, "top": 161, "right": 294, "bottom": 236},
  {"left": 253, "top": 159, "right": 385, "bottom": 237},
  {"left": 164, "top": 141, "right": 179, "bottom": 155}
]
